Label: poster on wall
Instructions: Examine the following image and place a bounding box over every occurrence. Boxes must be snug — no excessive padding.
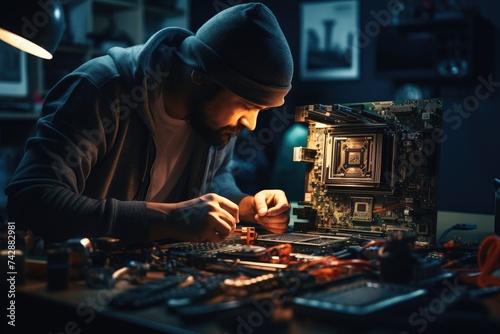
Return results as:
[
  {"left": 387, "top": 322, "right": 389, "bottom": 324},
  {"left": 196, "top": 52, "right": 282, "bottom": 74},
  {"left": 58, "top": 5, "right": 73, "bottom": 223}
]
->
[{"left": 300, "top": 0, "right": 360, "bottom": 81}]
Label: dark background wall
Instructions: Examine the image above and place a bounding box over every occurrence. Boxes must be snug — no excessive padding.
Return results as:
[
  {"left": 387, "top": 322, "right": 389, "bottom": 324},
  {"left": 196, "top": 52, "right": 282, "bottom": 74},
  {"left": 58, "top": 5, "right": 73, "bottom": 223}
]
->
[{"left": 192, "top": 0, "right": 500, "bottom": 216}]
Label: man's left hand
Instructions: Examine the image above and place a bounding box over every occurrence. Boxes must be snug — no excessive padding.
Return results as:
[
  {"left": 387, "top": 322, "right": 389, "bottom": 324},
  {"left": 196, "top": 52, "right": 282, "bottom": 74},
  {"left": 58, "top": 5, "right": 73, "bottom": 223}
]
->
[{"left": 240, "top": 189, "right": 290, "bottom": 234}]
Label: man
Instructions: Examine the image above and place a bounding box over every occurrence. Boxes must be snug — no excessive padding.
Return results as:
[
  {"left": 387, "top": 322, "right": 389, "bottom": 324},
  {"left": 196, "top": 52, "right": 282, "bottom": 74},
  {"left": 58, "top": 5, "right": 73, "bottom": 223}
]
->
[{"left": 5, "top": 3, "right": 293, "bottom": 245}]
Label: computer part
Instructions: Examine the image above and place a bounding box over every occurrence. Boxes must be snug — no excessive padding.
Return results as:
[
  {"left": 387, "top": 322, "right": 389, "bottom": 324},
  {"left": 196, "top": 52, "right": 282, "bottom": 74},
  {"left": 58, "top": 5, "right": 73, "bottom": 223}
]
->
[
  {"left": 293, "top": 99, "right": 442, "bottom": 244},
  {"left": 257, "top": 232, "right": 347, "bottom": 247},
  {"left": 109, "top": 273, "right": 193, "bottom": 309},
  {"left": 255, "top": 232, "right": 348, "bottom": 255},
  {"left": 292, "top": 278, "right": 428, "bottom": 319},
  {"left": 160, "top": 240, "right": 247, "bottom": 268}
]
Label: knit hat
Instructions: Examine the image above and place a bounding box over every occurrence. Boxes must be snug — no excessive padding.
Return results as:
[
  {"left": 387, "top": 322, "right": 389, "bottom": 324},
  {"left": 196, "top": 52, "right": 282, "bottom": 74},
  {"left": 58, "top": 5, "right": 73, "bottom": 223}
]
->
[{"left": 176, "top": 2, "right": 293, "bottom": 107}]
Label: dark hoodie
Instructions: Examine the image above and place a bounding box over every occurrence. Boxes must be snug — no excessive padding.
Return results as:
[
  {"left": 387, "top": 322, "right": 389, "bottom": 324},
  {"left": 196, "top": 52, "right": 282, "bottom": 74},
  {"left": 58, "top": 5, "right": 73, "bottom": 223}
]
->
[{"left": 5, "top": 27, "right": 247, "bottom": 245}]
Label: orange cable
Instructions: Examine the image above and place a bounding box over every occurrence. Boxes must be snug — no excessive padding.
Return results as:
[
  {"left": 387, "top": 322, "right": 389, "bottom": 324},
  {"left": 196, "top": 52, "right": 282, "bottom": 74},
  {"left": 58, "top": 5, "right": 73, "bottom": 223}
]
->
[
  {"left": 476, "top": 234, "right": 500, "bottom": 288},
  {"left": 361, "top": 240, "right": 385, "bottom": 251}
]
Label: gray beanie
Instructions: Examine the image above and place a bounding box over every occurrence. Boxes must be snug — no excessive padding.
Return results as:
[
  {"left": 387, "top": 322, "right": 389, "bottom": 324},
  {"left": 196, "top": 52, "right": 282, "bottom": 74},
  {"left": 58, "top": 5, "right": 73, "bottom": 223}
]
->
[{"left": 176, "top": 2, "right": 293, "bottom": 107}]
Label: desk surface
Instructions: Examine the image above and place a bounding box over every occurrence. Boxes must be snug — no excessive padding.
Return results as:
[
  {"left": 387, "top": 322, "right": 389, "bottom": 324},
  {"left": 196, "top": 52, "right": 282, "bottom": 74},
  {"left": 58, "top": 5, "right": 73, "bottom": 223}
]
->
[
  {"left": 13, "top": 272, "right": 500, "bottom": 334},
  {"left": 15, "top": 277, "right": 337, "bottom": 334},
  {"left": 8, "top": 230, "right": 500, "bottom": 334}
]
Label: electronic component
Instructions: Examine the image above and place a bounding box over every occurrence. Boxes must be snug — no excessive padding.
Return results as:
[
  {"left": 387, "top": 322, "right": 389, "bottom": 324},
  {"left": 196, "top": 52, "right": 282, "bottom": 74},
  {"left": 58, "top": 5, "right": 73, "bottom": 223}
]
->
[
  {"left": 253, "top": 233, "right": 348, "bottom": 256},
  {"left": 160, "top": 241, "right": 245, "bottom": 268},
  {"left": 378, "top": 231, "right": 445, "bottom": 284},
  {"left": 165, "top": 273, "right": 234, "bottom": 310},
  {"left": 293, "top": 99, "right": 442, "bottom": 244},
  {"left": 110, "top": 271, "right": 236, "bottom": 310},
  {"left": 109, "top": 273, "right": 192, "bottom": 309},
  {"left": 169, "top": 272, "right": 296, "bottom": 322},
  {"left": 293, "top": 147, "right": 317, "bottom": 163},
  {"left": 233, "top": 226, "right": 258, "bottom": 246},
  {"left": 160, "top": 237, "right": 295, "bottom": 271},
  {"left": 293, "top": 278, "right": 428, "bottom": 319},
  {"left": 256, "top": 232, "right": 347, "bottom": 248}
]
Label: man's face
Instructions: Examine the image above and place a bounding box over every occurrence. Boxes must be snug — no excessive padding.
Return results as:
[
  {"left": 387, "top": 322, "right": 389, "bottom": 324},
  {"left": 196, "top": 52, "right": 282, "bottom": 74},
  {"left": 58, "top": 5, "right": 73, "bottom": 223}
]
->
[{"left": 187, "top": 83, "right": 268, "bottom": 148}]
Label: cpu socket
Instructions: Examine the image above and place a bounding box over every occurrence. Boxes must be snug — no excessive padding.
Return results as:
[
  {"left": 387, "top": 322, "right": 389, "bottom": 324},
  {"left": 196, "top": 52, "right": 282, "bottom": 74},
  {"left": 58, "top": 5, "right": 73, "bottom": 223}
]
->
[
  {"left": 323, "top": 132, "right": 383, "bottom": 187},
  {"left": 350, "top": 196, "right": 374, "bottom": 222}
]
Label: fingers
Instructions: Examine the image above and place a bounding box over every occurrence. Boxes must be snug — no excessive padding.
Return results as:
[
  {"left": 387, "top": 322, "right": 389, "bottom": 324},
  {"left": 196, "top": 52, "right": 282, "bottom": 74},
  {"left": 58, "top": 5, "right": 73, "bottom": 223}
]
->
[
  {"left": 201, "top": 193, "right": 239, "bottom": 241},
  {"left": 257, "top": 222, "right": 289, "bottom": 234},
  {"left": 207, "top": 211, "right": 234, "bottom": 240},
  {"left": 254, "top": 190, "right": 290, "bottom": 217},
  {"left": 255, "top": 212, "right": 290, "bottom": 234},
  {"left": 215, "top": 194, "right": 240, "bottom": 228},
  {"left": 168, "top": 194, "right": 240, "bottom": 243},
  {"left": 252, "top": 190, "right": 291, "bottom": 234},
  {"left": 266, "top": 196, "right": 290, "bottom": 216},
  {"left": 253, "top": 191, "right": 269, "bottom": 216}
]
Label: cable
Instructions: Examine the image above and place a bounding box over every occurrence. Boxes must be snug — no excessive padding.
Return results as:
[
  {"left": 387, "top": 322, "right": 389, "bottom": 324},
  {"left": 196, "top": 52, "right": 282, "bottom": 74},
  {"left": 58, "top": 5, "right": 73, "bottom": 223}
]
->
[
  {"left": 360, "top": 240, "right": 386, "bottom": 251},
  {"left": 435, "top": 223, "right": 477, "bottom": 246},
  {"left": 296, "top": 255, "right": 377, "bottom": 282},
  {"left": 476, "top": 234, "right": 500, "bottom": 288}
]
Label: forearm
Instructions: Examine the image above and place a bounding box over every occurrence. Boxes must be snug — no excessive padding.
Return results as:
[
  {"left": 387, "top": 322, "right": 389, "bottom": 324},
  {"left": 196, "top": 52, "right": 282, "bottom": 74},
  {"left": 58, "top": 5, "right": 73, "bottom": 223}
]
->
[
  {"left": 146, "top": 202, "right": 179, "bottom": 241},
  {"left": 7, "top": 185, "right": 148, "bottom": 245}
]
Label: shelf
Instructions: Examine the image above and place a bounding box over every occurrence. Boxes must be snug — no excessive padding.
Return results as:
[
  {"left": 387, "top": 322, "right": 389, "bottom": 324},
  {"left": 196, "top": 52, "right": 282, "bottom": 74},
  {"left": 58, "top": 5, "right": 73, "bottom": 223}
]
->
[
  {"left": 93, "top": 0, "right": 138, "bottom": 9},
  {"left": 0, "top": 111, "right": 40, "bottom": 121},
  {"left": 55, "top": 45, "right": 91, "bottom": 54},
  {"left": 41, "top": 0, "right": 189, "bottom": 93},
  {"left": 144, "top": 5, "right": 184, "bottom": 16}
]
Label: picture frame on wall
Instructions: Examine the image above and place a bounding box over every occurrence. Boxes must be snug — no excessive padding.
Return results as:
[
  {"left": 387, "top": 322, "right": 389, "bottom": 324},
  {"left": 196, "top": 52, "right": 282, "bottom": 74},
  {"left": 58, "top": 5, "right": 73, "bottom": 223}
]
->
[{"left": 299, "top": 0, "right": 360, "bottom": 81}]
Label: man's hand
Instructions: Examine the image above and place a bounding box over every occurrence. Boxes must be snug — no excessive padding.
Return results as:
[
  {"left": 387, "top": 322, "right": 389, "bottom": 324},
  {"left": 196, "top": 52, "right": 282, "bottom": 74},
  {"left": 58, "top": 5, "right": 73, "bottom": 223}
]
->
[
  {"left": 239, "top": 189, "right": 290, "bottom": 234},
  {"left": 146, "top": 193, "right": 239, "bottom": 242}
]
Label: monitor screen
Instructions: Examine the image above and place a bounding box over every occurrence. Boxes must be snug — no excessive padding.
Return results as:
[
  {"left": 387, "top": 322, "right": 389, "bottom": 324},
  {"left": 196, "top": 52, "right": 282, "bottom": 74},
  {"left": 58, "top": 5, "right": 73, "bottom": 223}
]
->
[{"left": 0, "top": 40, "right": 28, "bottom": 98}]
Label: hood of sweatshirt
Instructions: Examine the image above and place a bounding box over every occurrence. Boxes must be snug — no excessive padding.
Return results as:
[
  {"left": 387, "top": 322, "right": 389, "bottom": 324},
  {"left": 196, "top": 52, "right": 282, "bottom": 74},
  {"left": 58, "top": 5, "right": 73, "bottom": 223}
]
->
[{"left": 107, "top": 27, "right": 194, "bottom": 134}]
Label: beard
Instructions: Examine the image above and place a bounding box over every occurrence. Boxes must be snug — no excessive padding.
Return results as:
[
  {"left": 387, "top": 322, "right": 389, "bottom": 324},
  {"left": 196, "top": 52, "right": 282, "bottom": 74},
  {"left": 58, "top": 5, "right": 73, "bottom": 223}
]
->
[
  {"left": 187, "top": 105, "right": 244, "bottom": 148},
  {"left": 185, "top": 84, "right": 244, "bottom": 148}
]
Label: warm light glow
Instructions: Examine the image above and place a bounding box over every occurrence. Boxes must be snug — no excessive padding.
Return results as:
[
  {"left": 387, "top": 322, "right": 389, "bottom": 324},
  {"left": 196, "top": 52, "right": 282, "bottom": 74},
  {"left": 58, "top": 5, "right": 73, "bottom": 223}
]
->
[
  {"left": 0, "top": 27, "right": 52, "bottom": 59},
  {"left": 80, "top": 237, "right": 92, "bottom": 249}
]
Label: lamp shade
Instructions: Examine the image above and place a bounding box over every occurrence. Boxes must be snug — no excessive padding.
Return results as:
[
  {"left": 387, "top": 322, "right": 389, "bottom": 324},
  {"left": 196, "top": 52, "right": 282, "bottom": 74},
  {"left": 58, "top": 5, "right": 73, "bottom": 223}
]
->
[{"left": 0, "top": 0, "right": 66, "bottom": 59}]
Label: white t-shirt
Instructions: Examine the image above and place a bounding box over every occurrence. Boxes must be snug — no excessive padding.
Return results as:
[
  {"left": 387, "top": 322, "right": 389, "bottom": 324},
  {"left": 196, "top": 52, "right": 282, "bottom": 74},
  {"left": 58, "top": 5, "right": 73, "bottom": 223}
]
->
[{"left": 146, "top": 95, "right": 195, "bottom": 202}]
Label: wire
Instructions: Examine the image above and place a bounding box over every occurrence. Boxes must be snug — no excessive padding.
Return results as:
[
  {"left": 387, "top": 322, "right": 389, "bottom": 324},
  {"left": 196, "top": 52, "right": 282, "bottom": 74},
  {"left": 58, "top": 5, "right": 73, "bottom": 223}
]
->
[
  {"left": 360, "top": 240, "right": 385, "bottom": 251},
  {"left": 296, "top": 255, "right": 377, "bottom": 281},
  {"left": 372, "top": 203, "right": 413, "bottom": 213},
  {"left": 476, "top": 234, "right": 500, "bottom": 288},
  {"left": 435, "top": 223, "right": 477, "bottom": 246}
]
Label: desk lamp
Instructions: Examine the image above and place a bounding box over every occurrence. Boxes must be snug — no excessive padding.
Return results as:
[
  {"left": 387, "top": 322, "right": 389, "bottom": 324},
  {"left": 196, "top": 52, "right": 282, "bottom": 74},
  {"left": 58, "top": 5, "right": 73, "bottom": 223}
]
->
[{"left": 0, "top": 0, "right": 66, "bottom": 59}]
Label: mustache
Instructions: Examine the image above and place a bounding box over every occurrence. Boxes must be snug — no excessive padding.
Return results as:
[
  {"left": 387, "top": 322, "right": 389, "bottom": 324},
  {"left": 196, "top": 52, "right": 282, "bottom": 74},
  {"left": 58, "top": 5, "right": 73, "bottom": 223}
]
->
[{"left": 220, "top": 124, "right": 244, "bottom": 136}]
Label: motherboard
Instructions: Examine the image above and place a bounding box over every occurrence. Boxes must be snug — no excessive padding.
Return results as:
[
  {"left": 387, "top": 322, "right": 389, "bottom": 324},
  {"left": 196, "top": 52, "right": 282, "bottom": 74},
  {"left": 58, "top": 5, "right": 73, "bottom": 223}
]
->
[{"left": 292, "top": 99, "right": 443, "bottom": 243}]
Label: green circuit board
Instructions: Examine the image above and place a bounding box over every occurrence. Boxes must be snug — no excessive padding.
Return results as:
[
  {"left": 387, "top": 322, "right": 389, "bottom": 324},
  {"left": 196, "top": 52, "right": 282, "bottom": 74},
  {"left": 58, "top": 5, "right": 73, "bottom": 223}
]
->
[{"left": 293, "top": 99, "right": 443, "bottom": 243}]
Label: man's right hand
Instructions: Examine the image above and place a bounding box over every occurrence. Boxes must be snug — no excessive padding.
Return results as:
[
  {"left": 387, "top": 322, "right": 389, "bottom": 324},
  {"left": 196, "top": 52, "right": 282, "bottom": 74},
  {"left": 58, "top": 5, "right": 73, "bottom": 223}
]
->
[{"left": 146, "top": 193, "right": 239, "bottom": 242}]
